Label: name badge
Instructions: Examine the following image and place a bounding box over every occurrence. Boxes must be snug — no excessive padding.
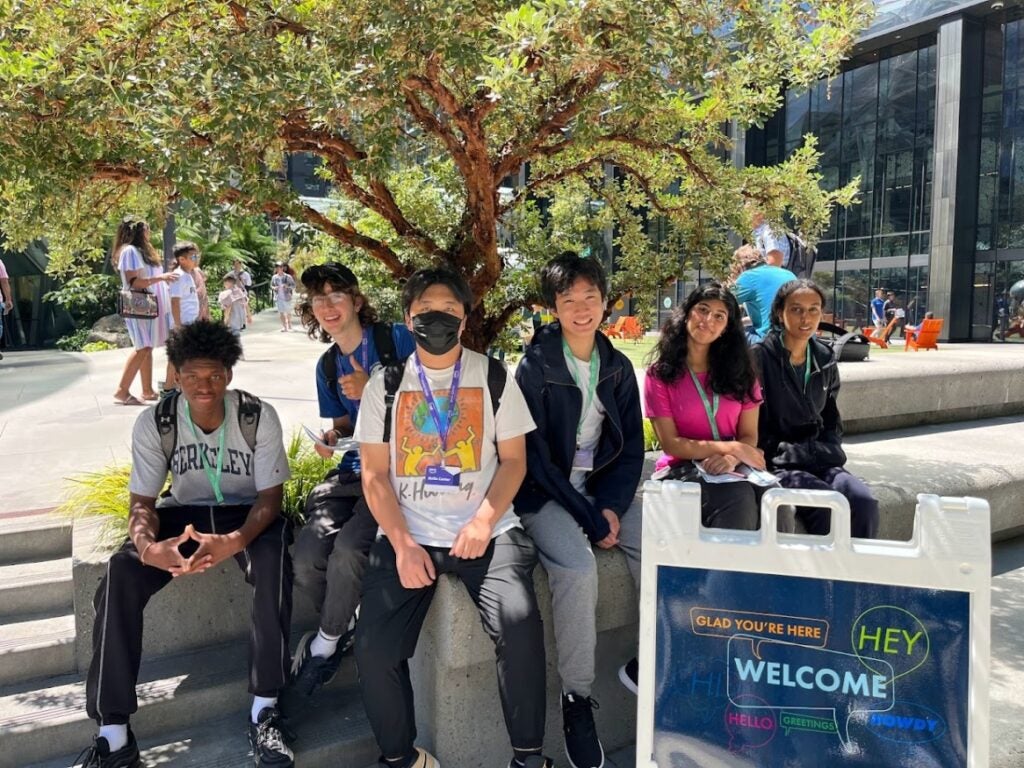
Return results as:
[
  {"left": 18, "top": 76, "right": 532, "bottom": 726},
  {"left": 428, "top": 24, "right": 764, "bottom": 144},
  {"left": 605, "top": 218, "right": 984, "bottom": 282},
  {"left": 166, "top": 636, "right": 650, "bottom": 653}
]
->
[
  {"left": 425, "top": 464, "right": 462, "bottom": 492},
  {"left": 572, "top": 448, "right": 595, "bottom": 471}
]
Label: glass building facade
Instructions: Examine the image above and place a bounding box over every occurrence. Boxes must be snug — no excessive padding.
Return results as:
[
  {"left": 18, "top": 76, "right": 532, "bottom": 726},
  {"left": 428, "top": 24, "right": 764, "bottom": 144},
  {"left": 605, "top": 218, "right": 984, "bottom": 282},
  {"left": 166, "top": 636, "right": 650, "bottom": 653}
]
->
[{"left": 744, "top": 1, "right": 1024, "bottom": 341}]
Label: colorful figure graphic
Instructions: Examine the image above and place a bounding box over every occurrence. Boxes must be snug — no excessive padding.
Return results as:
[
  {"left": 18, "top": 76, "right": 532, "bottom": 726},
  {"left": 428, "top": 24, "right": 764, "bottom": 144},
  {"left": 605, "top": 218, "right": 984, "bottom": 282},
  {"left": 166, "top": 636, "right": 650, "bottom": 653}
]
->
[{"left": 395, "top": 387, "right": 484, "bottom": 477}]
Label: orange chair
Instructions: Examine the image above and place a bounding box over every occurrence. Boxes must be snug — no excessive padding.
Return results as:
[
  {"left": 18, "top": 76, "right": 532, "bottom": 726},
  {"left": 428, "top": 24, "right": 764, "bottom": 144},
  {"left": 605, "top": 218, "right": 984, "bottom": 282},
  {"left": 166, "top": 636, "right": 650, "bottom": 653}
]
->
[
  {"left": 905, "top": 318, "right": 944, "bottom": 351},
  {"left": 621, "top": 316, "right": 645, "bottom": 342},
  {"left": 602, "top": 317, "right": 627, "bottom": 338},
  {"left": 861, "top": 316, "right": 898, "bottom": 349}
]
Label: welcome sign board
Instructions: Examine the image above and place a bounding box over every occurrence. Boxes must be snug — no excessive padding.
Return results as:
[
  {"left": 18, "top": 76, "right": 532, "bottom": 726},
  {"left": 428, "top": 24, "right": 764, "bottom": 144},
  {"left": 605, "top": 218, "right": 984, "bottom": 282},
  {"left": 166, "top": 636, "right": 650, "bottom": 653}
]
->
[{"left": 635, "top": 484, "right": 990, "bottom": 767}]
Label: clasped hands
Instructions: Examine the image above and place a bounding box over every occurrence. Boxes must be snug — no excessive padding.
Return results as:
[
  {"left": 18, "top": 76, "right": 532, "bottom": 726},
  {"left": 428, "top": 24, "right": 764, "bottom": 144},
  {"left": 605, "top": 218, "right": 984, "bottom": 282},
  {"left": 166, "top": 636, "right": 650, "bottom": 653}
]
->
[{"left": 141, "top": 524, "right": 241, "bottom": 577}]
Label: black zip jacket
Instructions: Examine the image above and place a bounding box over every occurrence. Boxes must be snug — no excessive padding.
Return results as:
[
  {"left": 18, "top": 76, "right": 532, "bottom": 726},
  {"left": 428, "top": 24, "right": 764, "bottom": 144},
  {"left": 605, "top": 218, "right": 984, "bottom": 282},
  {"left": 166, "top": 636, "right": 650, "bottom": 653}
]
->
[
  {"left": 751, "top": 330, "right": 847, "bottom": 473},
  {"left": 514, "top": 322, "right": 645, "bottom": 542}
]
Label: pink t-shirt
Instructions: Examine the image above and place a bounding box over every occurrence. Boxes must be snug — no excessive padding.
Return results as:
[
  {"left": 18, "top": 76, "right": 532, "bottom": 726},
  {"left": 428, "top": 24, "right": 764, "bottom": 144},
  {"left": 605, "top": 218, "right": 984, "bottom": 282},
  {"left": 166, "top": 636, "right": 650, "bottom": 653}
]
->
[
  {"left": 644, "top": 369, "right": 762, "bottom": 470},
  {"left": 0, "top": 258, "right": 8, "bottom": 279}
]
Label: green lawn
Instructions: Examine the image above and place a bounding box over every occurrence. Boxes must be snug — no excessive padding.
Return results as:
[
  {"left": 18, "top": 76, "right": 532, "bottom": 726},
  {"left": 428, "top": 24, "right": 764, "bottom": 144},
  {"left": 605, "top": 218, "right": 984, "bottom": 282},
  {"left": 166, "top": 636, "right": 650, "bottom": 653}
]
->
[{"left": 610, "top": 336, "right": 658, "bottom": 369}]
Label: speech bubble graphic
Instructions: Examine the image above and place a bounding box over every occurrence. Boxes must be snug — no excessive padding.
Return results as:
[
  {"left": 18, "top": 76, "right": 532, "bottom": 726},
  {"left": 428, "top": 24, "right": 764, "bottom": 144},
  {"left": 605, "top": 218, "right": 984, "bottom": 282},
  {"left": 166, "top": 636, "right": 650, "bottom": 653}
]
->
[
  {"left": 724, "top": 694, "right": 777, "bottom": 753},
  {"left": 690, "top": 607, "right": 830, "bottom": 648},
  {"left": 851, "top": 605, "right": 930, "bottom": 682},
  {"left": 779, "top": 710, "right": 839, "bottom": 737},
  {"left": 862, "top": 700, "right": 948, "bottom": 745},
  {"left": 727, "top": 634, "right": 895, "bottom": 749}
]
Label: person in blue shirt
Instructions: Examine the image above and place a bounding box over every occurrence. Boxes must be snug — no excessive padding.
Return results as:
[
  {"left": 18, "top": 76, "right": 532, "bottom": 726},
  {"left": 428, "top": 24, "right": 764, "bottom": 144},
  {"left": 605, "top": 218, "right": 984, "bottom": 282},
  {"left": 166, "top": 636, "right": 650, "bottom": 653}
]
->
[
  {"left": 751, "top": 209, "right": 791, "bottom": 269},
  {"left": 870, "top": 288, "right": 887, "bottom": 330},
  {"left": 732, "top": 244, "right": 796, "bottom": 343},
  {"left": 290, "top": 262, "right": 415, "bottom": 699}
]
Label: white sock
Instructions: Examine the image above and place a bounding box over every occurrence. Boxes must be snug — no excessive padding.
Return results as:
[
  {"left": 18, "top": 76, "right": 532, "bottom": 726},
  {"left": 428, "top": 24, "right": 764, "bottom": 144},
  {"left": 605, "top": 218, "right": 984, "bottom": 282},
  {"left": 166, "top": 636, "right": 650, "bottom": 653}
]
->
[
  {"left": 310, "top": 628, "right": 341, "bottom": 659},
  {"left": 251, "top": 695, "right": 277, "bottom": 724},
  {"left": 98, "top": 724, "right": 128, "bottom": 752}
]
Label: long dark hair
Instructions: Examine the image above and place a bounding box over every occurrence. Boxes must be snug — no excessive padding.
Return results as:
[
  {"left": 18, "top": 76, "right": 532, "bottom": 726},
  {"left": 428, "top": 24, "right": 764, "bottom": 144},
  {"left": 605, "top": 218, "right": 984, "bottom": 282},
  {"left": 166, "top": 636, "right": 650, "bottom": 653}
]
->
[
  {"left": 649, "top": 282, "right": 757, "bottom": 402},
  {"left": 111, "top": 217, "right": 160, "bottom": 268}
]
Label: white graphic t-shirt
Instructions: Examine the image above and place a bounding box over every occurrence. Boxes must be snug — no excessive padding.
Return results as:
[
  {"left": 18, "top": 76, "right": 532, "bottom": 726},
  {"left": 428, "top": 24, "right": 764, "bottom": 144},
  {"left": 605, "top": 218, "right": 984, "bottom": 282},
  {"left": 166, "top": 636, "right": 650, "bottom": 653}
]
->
[
  {"left": 129, "top": 391, "right": 291, "bottom": 507},
  {"left": 353, "top": 349, "right": 536, "bottom": 547},
  {"left": 567, "top": 354, "right": 606, "bottom": 493}
]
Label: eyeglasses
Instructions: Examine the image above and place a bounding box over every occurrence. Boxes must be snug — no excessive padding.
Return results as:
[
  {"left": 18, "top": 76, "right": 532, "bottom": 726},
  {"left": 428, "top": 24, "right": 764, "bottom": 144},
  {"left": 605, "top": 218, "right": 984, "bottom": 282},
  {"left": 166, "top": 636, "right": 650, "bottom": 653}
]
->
[{"left": 311, "top": 292, "right": 351, "bottom": 310}]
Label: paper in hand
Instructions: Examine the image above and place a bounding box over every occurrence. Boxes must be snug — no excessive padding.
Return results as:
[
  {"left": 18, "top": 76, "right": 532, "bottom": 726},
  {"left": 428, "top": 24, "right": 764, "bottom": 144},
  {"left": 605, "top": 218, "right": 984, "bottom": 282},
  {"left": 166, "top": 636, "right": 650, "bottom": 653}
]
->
[{"left": 303, "top": 424, "right": 359, "bottom": 453}]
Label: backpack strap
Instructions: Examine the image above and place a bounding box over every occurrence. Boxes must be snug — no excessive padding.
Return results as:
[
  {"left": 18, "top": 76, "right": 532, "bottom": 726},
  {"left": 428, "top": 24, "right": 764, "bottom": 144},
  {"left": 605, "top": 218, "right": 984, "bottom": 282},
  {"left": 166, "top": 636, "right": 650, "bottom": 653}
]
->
[
  {"left": 486, "top": 357, "right": 506, "bottom": 415},
  {"left": 156, "top": 392, "right": 180, "bottom": 470},
  {"left": 320, "top": 346, "right": 338, "bottom": 391},
  {"left": 381, "top": 363, "right": 405, "bottom": 443},
  {"left": 235, "top": 390, "right": 262, "bottom": 453},
  {"left": 372, "top": 322, "right": 398, "bottom": 368}
]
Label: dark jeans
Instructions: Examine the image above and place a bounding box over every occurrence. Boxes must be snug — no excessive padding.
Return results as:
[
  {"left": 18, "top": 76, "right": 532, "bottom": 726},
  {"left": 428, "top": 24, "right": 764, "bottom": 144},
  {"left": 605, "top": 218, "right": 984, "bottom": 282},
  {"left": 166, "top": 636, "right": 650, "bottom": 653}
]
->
[
  {"left": 776, "top": 466, "right": 880, "bottom": 538},
  {"left": 354, "top": 528, "right": 546, "bottom": 762},
  {"left": 86, "top": 505, "right": 293, "bottom": 725},
  {"left": 293, "top": 470, "right": 379, "bottom": 636}
]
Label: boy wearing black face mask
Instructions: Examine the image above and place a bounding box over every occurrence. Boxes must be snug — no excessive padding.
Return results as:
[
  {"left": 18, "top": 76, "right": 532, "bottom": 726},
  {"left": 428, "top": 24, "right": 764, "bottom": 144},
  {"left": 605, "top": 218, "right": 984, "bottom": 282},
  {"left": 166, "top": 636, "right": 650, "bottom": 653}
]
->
[{"left": 352, "top": 267, "right": 553, "bottom": 768}]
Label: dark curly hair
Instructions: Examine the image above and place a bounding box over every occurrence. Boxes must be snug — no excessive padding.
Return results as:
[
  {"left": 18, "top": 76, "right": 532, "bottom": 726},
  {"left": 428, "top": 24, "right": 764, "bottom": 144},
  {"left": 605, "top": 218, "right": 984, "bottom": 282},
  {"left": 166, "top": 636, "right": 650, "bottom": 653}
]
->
[
  {"left": 165, "top": 319, "right": 242, "bottom": 369},
  {"left": 298, "top": 262, "right": 380, "bottom": 344},
  {"left": 648, "top": 282, "right": 757, "bottom": 402},
  {"left": 769, "top": 278, "right": 827, "bottom": 330},
  {"left": 540, "top": 251, "right": 608, "bottom": 306}
]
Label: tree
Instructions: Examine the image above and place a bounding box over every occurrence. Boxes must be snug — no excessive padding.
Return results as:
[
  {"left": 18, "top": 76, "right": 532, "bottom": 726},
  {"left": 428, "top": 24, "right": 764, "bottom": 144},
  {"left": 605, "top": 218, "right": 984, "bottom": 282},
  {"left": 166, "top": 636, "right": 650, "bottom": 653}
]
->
[{"left": 0, "top": 0, "right": 869, "bottom": 348}]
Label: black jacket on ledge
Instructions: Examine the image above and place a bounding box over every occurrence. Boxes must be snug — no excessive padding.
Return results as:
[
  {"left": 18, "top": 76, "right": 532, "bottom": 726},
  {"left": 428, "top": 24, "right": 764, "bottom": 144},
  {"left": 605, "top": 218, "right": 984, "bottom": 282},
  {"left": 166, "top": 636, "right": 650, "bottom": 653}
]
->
[
  {"left": 514, "top": 322, "right": 645, "bottom": 542},
  {"left": 752, "top": 330, "right": 847, "bottom": 474}
]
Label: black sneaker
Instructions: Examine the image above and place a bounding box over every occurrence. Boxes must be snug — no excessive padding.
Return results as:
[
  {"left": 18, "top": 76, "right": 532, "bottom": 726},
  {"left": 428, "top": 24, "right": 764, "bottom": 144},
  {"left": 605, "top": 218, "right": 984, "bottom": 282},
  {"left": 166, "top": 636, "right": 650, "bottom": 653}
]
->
[
  {"left": 506, "top": 756, "right": 554, "bottom": 768},
  {"left": 74, "top": 730, "right": 141, "bottom": 767},
  {"left": 618, "top": 657, "right": 638, "bottom": 695},
  {"left": 248, "top": 706, "right": 295, "bottom": 767},
  {"left": 289, "top": 628, "right": 352, "bottom": 697},
  {"left": 562, "top": 692, "right": 604, "bottom": 768}
]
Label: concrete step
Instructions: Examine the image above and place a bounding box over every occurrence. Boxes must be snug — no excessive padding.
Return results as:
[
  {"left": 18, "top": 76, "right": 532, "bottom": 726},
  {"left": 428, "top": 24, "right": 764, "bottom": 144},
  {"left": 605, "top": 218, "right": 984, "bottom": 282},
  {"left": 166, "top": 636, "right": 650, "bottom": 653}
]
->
[
  {"left": 0, "top": 557, "right": 73, "bottom": 620},
  {"left": 0, "top": 614, "right": 75, "bottom": 687},
  {"left": 0, "top": 512, "right": 71, "bottom": 565},
  {"left": 33, "top": 689, "right": 377, "bottom": 768},
  {"left": 0, "top": 641, "right": 360, "bottom": 768}
]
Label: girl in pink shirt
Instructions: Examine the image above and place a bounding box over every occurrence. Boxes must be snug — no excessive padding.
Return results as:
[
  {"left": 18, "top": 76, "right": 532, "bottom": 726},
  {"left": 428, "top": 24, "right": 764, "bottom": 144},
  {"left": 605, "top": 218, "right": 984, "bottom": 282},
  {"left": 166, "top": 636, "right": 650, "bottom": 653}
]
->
[{"left": 645, "top": 283, "right": 765, "bottom": 530}]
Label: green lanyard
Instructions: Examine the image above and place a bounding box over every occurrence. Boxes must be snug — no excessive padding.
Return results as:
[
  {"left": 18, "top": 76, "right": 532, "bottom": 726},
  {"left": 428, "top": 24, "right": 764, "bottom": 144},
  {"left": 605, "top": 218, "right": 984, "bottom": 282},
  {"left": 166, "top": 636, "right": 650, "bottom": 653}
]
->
[
  {"left": 183, "top": 399, "right": 227, "bottom": 504},
  {"left": 687, "top": 368, "right": 720, "bottom": 441},
  {"left": 802, "top": 350, "right": 812, "bottom": 391},
  {"left": 562, "top": 337, "right": 600, "bottom": 445}
]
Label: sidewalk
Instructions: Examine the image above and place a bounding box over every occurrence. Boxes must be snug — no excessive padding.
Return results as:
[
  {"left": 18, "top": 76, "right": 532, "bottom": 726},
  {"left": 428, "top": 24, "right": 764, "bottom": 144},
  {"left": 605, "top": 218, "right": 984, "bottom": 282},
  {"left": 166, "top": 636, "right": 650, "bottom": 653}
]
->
[{"left": 1, "top": 312, "right": 1022, "bottom": 764}]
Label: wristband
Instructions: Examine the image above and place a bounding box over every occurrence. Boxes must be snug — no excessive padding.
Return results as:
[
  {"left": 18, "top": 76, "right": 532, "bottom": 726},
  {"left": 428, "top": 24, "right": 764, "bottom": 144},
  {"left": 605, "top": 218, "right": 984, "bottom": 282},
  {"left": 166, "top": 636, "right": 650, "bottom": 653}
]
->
[{"left": 139, "top": 541, "right": 155, "bottom": 566}]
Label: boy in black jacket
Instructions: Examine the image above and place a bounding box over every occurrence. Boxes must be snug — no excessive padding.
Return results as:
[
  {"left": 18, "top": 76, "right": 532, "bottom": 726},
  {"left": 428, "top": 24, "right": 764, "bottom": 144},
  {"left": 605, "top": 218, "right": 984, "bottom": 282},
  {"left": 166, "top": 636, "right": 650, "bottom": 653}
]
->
[{"left": 514, "top": 253, "right": 645, "bottom": 768}]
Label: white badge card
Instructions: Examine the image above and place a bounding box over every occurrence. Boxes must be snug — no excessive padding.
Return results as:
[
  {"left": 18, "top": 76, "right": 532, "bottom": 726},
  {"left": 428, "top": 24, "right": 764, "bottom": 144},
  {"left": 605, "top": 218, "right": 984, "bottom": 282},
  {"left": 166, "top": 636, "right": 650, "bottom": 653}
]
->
[
  {"left": 572, "top": 448, "right": 595, "bottom": 471},
  {"left": 424, "top": 464, "right": 461, "bottom": 492},
  {"left": 635, "top": 484, "right": 990, "bottom": 768}
]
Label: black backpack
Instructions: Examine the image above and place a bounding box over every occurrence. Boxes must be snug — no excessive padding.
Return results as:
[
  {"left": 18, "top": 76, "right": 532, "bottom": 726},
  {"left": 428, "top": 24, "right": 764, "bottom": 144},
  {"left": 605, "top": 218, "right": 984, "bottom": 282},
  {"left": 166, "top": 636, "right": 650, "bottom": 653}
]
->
[
  {"left": 786, "top": 232, "right": 818, "bottom": 279},
  {"left": 155, "top": 390, "right": 262, "bottom": 469},
  {"left": 817, "top": 321, "right": 870, "bottom": 362},
  {"left": 319, "top": 322, "right": 400, "bottom": 389},
  {"left": 380, "top": 355, "right": 507, "bottom": 442}
]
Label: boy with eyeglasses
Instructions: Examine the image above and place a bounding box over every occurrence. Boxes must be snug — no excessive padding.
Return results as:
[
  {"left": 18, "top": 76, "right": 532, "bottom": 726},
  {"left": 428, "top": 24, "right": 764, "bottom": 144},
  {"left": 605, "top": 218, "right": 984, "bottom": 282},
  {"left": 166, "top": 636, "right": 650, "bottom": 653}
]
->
[{"left": 289, "top": 263, "right": 416, "bottom": 699}]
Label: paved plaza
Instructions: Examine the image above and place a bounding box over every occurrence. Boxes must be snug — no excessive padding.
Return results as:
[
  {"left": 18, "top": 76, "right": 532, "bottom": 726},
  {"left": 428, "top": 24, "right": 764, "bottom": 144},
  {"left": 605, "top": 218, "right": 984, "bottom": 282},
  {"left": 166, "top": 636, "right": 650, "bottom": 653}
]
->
[{"left": 1, "top": 311, "right": 1022, "bottom": 765}]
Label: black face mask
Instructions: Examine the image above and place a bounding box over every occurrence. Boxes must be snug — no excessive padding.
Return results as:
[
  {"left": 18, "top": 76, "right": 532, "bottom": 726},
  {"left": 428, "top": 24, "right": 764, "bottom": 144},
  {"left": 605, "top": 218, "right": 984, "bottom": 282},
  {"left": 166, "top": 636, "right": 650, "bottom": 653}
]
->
[{"left": 412, "top": 310, "right": 463, "bottom": 355}]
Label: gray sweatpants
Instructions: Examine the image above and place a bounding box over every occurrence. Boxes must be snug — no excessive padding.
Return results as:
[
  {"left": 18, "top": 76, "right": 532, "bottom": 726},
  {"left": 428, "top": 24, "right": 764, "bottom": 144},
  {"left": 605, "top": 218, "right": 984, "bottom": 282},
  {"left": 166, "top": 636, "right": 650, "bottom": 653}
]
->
[{"left": 520, "top": 496, "right": 642, "bottom": 697}]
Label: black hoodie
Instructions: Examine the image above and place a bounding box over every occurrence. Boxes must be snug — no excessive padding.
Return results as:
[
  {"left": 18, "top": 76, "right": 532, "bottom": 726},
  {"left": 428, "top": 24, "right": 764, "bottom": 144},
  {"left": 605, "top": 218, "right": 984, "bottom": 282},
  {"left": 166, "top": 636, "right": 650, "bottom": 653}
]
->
[{"left": 751, "top": 330, "right": 847, "bottom": 473}]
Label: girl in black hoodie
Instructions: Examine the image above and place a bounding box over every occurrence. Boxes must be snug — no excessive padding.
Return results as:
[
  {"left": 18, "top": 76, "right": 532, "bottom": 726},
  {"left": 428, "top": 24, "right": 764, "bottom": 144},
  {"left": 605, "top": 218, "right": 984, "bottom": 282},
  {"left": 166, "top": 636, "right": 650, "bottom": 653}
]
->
[{"left": 752, "top": 279, "right": 879, "bottom": 538}]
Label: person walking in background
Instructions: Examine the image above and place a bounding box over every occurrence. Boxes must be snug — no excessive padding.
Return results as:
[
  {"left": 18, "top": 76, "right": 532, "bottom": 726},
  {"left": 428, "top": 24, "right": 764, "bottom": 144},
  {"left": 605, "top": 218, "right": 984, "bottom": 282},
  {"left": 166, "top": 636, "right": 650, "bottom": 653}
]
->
[
  {"left": 271, "top": 262, "right": 296, "bottom": 332},
  {"left": 112, "top": 217, "right": 178, "bottom": 406},
  {"left": 645, "top": 283, "right": 766, "bottom": 530},
  {"left": 0, "top": 255, "right": 12, "bottom": 360},
  {"left": 162, "top": 242, "right": 203, "bottom": 396},
  {"left": 750, "top": 208, "right": 791, "bottom": 269},
  {"left": 231, "top": 258, "right": 254, "bottom": 325},
  {"left": 752, "top": 279, "right": 879, "bottom": 539},
  {"left": 219, "top": 274, "right": 249, "bottom": 359},
  {"left": 882, "top": 290, "right": 904, "bottom": 342},
  {"left": 870, "top": 288, "right": 886, "bottom": 330}
]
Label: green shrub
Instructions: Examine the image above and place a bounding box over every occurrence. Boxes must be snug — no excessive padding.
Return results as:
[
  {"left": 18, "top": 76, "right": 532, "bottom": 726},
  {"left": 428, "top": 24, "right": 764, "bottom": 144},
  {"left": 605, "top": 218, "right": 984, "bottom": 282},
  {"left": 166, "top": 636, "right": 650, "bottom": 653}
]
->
[
  {"left": 56, "top": 430, "right": 335, "bottom": 545},
  {"left": 44, "top": 274, "right": 120, "bottom": 327},
  {"left": 643, "top": 419, "right": 661, "bottom": 452},
  {"left": 56, "top": 328, "right": 91, "bottom": 351},
  {"left": 82, "top": 340, "right": 117, "bottom": 353}
]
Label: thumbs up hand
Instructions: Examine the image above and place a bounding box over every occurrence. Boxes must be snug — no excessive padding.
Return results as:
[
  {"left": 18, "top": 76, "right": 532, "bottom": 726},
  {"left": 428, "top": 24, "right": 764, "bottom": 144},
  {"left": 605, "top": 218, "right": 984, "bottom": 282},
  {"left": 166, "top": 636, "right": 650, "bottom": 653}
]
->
[{"left": 339, "top": 354, "right": 370, "bottom": 400}]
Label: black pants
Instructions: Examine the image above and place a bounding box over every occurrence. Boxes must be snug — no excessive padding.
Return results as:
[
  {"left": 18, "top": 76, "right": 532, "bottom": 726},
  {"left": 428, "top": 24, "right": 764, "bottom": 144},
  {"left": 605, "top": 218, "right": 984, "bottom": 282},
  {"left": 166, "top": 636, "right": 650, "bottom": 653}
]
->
[
  {"left": 776, "top": 467, "right": 880, "bottom": 539},
  {"left": 354, "top": 528, "right": 546, "bottom": 762},
  {"left": 654, "top": 463, "right": 765, "bottom": 531},
  {"left": 293, "top": 470, "right": 379, "bottom": 636},
  {"left": 85, "top": 505, "right": 293, "bottom": 725}
]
